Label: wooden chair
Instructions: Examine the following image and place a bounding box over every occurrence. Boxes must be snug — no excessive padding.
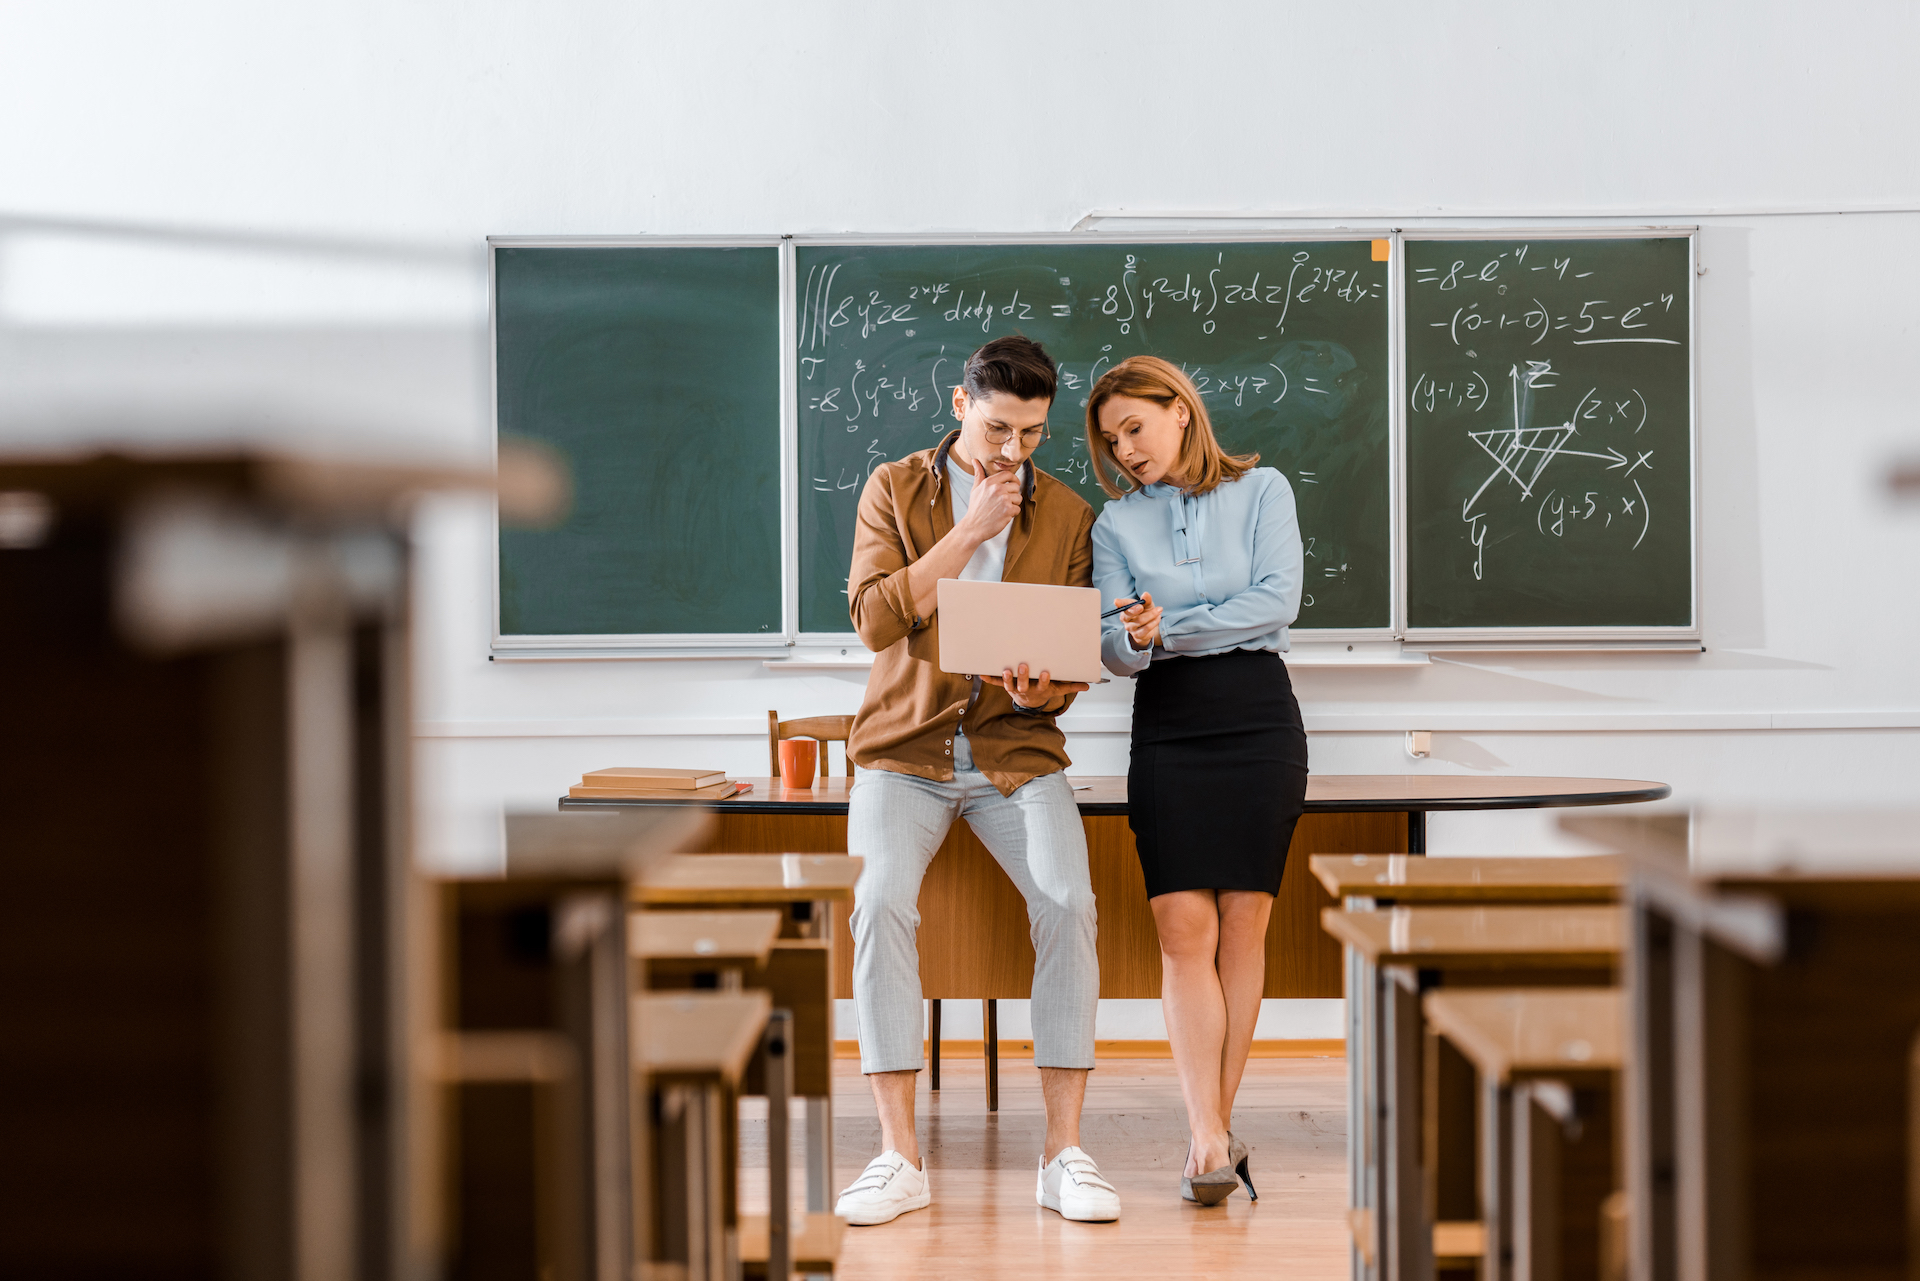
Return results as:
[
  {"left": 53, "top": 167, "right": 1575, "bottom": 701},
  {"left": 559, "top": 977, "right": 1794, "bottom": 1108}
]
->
[{"left": 767, "top": 711, "right": 854, "bottom": 782}]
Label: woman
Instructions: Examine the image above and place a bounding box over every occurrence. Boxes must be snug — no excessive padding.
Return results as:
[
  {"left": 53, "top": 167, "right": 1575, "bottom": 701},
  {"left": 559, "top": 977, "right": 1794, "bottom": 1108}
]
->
[{"left": 1086, "top": 355, "right": 1308, "bottom": 1206}]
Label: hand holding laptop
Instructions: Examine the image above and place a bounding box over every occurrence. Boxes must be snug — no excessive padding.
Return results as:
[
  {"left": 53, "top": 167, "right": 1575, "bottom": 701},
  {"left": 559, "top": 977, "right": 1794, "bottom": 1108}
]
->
[{"left": 979, "top": 662, "right": 1090, "bottom": 707}]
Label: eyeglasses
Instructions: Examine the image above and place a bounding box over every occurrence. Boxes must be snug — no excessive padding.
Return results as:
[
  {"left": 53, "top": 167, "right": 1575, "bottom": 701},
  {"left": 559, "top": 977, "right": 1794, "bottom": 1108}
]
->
[{"left": 981, "top": 422, "right": 1050, "bottom": 448}]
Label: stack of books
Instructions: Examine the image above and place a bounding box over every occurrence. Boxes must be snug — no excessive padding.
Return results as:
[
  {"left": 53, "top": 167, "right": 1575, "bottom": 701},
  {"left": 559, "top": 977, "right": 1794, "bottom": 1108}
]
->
[{"left": 566, "top": 767, "right": 751, "bottom": 800}]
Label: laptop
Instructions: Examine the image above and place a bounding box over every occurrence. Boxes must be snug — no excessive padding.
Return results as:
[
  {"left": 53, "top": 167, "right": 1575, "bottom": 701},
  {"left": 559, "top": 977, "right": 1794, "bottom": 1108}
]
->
[{"left": 936, "top": 579, "right": 1106, "bottom": 686}]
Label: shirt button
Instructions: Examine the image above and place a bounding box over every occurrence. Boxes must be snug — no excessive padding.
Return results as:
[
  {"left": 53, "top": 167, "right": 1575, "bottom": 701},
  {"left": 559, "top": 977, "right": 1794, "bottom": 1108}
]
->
[{"left": 944, "top": 739, "right": 952, "bottom": 745}]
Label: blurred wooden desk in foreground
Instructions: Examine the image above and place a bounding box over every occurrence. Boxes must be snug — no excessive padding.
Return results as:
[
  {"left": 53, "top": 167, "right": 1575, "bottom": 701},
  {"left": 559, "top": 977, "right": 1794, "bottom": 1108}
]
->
[
  {"left": 1322, "top": 904, "right": 1624, "bottom": 1281},
  {"left": 634, "top": 854, "right": 861, "bottom": 1221},
  {"left": 574, "top": 776, "right": 1666, "bottom": 1008},
  {"left": 635, "top": 991, "right": 771, "bottom": 1281},
  {"left": 633, "top": 909, "right": 782, "bottom": 989},
  {"left": 1311, "top": 853, "right": 1624, "bottom": 906},
  {"left": 1310, "top": 853, "right": 1628, "bottom": 1280},
  {"left": 1424, "top": 988, "right": 1624, "bottom": 1281},
  {"left": 1565, "top": 809, "right": 1920, "bottom": 1281}
]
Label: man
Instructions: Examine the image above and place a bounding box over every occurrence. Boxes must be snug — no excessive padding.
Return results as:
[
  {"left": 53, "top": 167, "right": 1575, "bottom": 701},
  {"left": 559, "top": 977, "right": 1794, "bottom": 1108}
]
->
[{"left": 833, "top": 335, "right": 1121, "bottom": 1225}]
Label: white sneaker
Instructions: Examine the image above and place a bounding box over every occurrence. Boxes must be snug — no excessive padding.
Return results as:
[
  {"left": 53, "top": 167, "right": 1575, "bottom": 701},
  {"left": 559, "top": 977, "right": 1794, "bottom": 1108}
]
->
[
  {"left": 1037, "top": 1146, "right": 1122, "bottom": 1222},
  {"left": 834, "top": 1151, "right": 931, "bottom": 1226}
]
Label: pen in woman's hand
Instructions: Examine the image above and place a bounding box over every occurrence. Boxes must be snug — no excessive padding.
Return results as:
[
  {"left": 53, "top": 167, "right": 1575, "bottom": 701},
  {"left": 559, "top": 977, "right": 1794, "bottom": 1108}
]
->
[{"left": 1101, "top": 598, "right": 1138, "bottom": 619}]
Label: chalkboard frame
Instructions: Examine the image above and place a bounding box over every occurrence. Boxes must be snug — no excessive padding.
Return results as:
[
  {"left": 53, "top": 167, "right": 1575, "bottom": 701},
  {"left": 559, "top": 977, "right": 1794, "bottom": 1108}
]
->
[
  {"left": 786, "top": 229, "right": 1406, "bottom": 646},
  {"left": 487, "top": 235, "right": 795, "bottom": 657},
  {"left": 1396, "top": 227, "right": 1700, "bottom": 643}
]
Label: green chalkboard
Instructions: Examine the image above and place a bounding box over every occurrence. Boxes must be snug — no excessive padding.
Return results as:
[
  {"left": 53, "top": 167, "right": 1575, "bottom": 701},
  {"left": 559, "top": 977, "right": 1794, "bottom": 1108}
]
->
[
  {"left": 795, "top": 240, "right": 1392, "bottom": 634},
  {"left": 493, "top": 244, "right": 782, "bottom": 639},
  {"left": 1402, "top": 236, "right": 1695, "bottom": 633}
]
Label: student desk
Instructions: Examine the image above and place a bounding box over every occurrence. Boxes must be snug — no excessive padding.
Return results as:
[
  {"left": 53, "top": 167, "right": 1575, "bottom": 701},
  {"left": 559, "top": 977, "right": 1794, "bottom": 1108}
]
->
[
  {"left": 1321, "top": 905, "right": 1623, "bottom": 1281},
  {"left": 569, "top": 775, "right": 1665, "bottom": 1008},
  {"left": 633, "top": 854, "right": 861, "bottom": 1221},
  {"left": 1311, "top": 854, "right": 1625, "bottom": 906},
  {"left": 1312, "top": 851, "right": 1626, "bottom": 1281},
  {"left": 448, "top": 812, "right": 707, "bottom": 1281},
  {"left": 1562, "top": 810, "right": 1920, "bottom": 1281},
  {"left": 1423, "top": 989, "right": 1624, "bottom": 1281},
  {"left": 636, "top": 991, "right": 772, "bottom": 1281},
  {"left": 632, "top": 909, "right": 783, "bottom": 990}
]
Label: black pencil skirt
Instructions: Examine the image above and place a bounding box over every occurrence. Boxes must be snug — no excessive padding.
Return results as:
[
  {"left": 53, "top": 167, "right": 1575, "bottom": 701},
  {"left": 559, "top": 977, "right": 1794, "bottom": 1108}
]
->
[{"left": 1127, "top": 648, "right": 1310, "bottom": 899}]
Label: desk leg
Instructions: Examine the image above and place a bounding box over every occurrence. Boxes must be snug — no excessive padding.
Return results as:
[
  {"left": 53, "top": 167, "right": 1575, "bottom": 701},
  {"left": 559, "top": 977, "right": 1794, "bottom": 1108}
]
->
[
  {"left": 1673, "top": 920, "right": 1748, "bottom": 1281},
  {"left": 659, "top": 1084, "right": 724, "bottom": 1281},
  {"left": 1383, "top": 969, "right": 1433, "bottom": 1281},
  {"left": 1510, "top": 1085, "right": 1550, "bottom": 1281},
  {"left": 1348, "top": 942, "right": 1382, "bottom": 1281},
  {"left": 1483, "top": 1076, "right": 1513, "bottom": 1281},
  {"left": 985, "top": 999, "right": 999, "bottom": 1113},
  {"left": 929, "top": 999, "right": 941, "bottom": 1092},
  {"left": 1408, "top": 810, "right": 1427, "bottom": 855},
  {"left": 1627, "top": 902, "right": 1678, "bottom": 1281},
  {"left": 806, "top": 1094, "right": 832, "bottom": 1213},
  {"left": 766, "top": 1012, "right": 792, "bottom": 1281}
]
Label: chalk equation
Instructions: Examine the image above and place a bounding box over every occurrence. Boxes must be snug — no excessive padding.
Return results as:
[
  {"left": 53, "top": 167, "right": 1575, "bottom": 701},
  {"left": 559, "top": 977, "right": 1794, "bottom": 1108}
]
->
[
  {"left": 1413, "top": 243, "right": 1684, "bottom": 349},
  {"left": 800, "top": 248, "right": 1379, "bottom": 353},
  {"left": 793, "top": 242, "right": 1395, "bottom": 631},
  {"left": 1402, "top": 236, "right": 1691, "bottom": 619}
]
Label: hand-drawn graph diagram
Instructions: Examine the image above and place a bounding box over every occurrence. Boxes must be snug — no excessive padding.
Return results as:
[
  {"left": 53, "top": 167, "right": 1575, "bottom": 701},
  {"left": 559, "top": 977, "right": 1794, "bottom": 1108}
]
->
[{"left": 1404, "top": 236, "right": 1694, "bottom": 633}]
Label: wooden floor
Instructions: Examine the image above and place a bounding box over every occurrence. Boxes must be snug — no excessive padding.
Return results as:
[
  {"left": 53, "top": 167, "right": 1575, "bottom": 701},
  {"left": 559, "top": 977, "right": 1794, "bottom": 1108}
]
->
[{"left": 739, "top": 1056, "right": 1349, "bottom": 1280}]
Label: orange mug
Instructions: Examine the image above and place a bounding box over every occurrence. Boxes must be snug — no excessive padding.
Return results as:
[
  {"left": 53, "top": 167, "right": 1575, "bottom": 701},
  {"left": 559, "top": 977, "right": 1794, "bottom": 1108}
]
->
[{"left": 777, "top": 738, "right": 818, "bottom": 789}]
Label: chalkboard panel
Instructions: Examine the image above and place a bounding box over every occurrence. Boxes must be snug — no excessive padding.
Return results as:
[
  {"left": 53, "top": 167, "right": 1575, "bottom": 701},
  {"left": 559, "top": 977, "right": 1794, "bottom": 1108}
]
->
[
  {"left": 1402, "top": 235, "right": 1695, "bottom": 634},
  {"left": 795, "top": 240, "right": 1393, "bottom": 635},
  {"left": 493, "top": 244, "right": 782, "bottom": 641}
]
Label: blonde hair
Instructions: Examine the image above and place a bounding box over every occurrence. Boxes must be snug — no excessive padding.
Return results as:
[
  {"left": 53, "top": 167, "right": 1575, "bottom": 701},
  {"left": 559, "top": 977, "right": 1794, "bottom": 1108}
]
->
[{"left": 1084, "top": 355, "right": 1259, "bottom": 499}]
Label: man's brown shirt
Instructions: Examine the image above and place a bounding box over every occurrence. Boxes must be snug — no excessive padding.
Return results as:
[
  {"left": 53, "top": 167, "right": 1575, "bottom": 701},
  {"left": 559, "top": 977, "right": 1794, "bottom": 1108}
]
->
[{"left": 846, "top": 431, "right": 1095, "bottom": 796}]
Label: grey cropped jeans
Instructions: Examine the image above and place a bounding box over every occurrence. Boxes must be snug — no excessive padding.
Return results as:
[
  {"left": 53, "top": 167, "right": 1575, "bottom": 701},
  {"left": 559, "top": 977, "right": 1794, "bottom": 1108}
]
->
[{"left": 846, "top": 733, "right": 1099, "bottom": 1074}]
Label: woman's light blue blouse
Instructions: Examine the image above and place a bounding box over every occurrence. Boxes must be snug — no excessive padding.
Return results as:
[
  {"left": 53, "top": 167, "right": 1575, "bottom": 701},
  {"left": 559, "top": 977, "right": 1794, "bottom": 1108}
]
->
[{"left": 1091, "top": 467, "right": 1304, "bottom": 677}]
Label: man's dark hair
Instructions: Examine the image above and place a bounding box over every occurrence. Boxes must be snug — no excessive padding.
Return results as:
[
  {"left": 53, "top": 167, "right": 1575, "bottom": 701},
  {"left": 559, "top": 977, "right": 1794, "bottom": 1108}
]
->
[{"left": 962, "top": 335, "right": 1057, "bottom": 403}]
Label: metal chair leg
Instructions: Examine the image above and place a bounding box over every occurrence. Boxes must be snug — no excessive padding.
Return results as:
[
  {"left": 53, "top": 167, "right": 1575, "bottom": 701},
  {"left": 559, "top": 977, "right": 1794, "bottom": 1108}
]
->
[
  {"left": 765, "top": 1011, "right": 792, "bottom": 1281},
  {"left": 985, "top": 999, "right": 998, "bottom": 1113},
  {"left": 929, "top": 999, "right": 940, "bottom": 1092}
]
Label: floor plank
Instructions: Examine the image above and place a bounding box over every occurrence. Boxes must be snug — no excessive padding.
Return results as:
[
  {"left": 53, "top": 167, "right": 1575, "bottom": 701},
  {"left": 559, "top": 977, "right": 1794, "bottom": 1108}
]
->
[{"left": 739, "top": 1056, "right": 1349, "bottom": 1279}]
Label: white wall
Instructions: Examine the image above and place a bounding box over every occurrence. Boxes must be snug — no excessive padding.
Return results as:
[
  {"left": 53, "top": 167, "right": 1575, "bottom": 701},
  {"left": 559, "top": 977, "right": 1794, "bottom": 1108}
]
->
[{"left": 5, "top": 2, "right": 1919, "bottom": 1040}]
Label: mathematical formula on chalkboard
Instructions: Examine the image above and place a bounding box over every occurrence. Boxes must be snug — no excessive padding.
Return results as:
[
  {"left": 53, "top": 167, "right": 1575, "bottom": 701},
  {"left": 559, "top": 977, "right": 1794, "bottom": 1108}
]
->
[
  {"left": 793, "top": 241, "right": 1394, "bottom": 634},
  {"left": 1402, "top": 236, "right": 1693, "bottom": 632},
  {"left": 488, "top": 232, "right": 1695, "bottom": 647}
]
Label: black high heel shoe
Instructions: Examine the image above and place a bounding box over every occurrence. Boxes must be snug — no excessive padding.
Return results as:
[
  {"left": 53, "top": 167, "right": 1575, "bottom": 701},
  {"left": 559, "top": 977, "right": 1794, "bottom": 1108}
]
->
[
  {"left": 1180, "top": 1139, "right": 1238, "bottom": 1206},
  {"left": 1228, "top": 1132, "right": 1257, "bottom": 1201}
]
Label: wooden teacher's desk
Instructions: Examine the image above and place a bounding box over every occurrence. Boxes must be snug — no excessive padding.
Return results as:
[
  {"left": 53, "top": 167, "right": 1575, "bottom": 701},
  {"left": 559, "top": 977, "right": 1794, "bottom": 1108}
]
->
[{"left": 567, "top": 775, "right": 1668, "bottom": 1005}]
